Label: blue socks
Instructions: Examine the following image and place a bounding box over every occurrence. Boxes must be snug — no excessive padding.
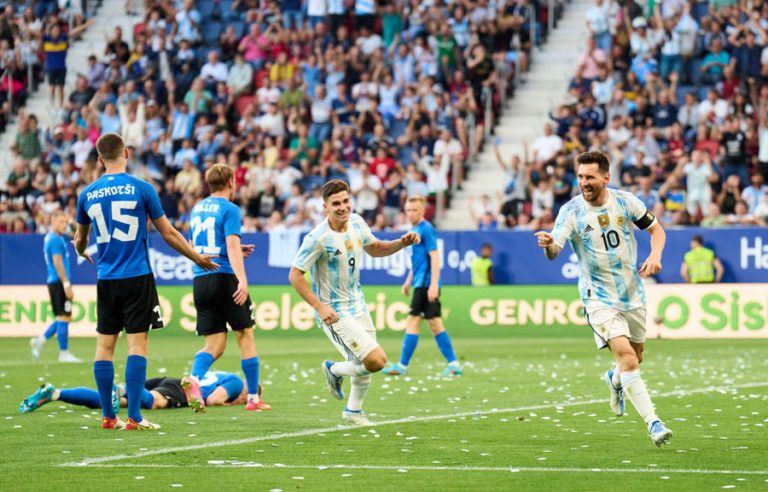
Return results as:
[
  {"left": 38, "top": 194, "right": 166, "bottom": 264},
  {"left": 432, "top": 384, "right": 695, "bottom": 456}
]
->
[
  {"left": 399, "top": 334, "right": 419, "bottom": 366},
  {"left": 191, "top": 352, "right": 215, "bottom": 379},
  {"left": 435, "top": 331, "right": 457, "bottom": 363},
  {"left": 56, "top": 321, "right": 69, "bottom": 351},
  {"left": 141, "top": 389, "right": 155, "bottom": 409},
  {"left": 93, "top": 360, "right": 115, "bottom": 419},
  {"left": 59, "top": 387, "right": 101, "bottom": 408},
  {"left": 241, "top": 357, "right": 259, "bottom": 395},
  {"left": 43, "top": 321, "right": 58, "bottom": 340},
  {"left": 125, "top": 355, "right": 147, "bottom": 422}
]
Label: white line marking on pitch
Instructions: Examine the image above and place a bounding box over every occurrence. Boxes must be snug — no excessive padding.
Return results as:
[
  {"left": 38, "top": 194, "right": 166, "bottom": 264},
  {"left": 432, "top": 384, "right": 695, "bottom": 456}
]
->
[
  {"left": 73, "top": 463, "right": 768, "bottom": 475},
  {"left": 61, "top": 381, "right": 768, "bottom": 468}
]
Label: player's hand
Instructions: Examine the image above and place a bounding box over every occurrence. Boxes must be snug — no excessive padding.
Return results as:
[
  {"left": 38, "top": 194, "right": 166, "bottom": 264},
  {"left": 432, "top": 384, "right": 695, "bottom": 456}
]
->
[
  {"left": 427, "top": 284, "right": 439, "bottom": 302},
  {"left": 77, "top": 250, "right": 94, "bottom": 264},
  {"left": 64, "top": 285, "right": 74, "bottom": 300},
  {"left": 233, "top": 281, "right": 249, "bottom": 306},
  {"left": 400, "top": 231, "right": 420, "bottom": 247},
  {"left": 196, "top": 254, "right": 220, "bottom": 271},
  {"left": 241, "top": 244, "right": 255, "bottom": 258},
  {"left": 638, "top": 256, "right": 662, "bottom": 277},
  {"left": 534, "top": 231, "right": 554, "bottom": 248},
  {"left": 401, "top": 282, "right": 410, "bottom": 296},
  {"left": 317, "top": 304, "right": 340, "bottom": 325}
]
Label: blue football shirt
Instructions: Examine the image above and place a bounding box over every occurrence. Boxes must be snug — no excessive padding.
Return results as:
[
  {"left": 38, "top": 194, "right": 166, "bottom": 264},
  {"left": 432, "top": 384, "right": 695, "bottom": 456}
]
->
[
  {"left": 199, "top": 371, "right": 243, "bottom": 401},
  {"left": 190, "top": 196, "right": 241, "bottom": 277},
  {"left": 43, "top": 232, "right": 71, "bottom": 284},
  {"left": 410, "top": 220, "right": 440, "bottom": 288},
  {"left": 76, "top": 173, "right": 165, "bottom": 280}
]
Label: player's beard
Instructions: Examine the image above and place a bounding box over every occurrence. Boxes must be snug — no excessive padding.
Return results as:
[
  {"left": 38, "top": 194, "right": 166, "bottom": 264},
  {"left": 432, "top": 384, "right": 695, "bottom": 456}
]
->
[{"left": 580, "top": 183, "right": 604, "bottom": 205}]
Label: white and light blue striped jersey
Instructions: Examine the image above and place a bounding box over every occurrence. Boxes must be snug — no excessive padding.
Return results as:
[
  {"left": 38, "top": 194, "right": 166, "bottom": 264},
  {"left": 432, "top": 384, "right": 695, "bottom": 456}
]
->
[
  {"left": 293, "top": 214, "right": 377, "bottom": 320},
  {"left": 552, "top": 189, "right": 657, "bottom": 311}
]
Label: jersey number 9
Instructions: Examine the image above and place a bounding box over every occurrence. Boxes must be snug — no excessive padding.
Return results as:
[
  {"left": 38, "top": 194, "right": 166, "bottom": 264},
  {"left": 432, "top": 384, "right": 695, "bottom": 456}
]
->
[{"left": 348, "top": 257, "right": 356, "bottom": 273}]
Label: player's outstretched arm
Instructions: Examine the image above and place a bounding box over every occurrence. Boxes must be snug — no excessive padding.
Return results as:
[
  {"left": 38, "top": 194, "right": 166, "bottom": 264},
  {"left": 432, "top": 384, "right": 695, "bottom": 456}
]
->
[
  {"left": 73, "top": 223, "right": 93, "bottom": 264},
  {"left": 226, "top": 234, "right": 249, "bottom": 306},
  {"left": 288, "top": 266, "right": 339, "bottom": 325},
  {"left": 534, "top": 231, "right": 562, "bottom": 260},
  {"left": 638, "top": 222, "right": 666, "bottom": 277},
  {"left": 364, "top": 231, "right": 420, "bottom": 257},
  {"left": 152, "top": 216, "right": 220, "bottom": 271}
]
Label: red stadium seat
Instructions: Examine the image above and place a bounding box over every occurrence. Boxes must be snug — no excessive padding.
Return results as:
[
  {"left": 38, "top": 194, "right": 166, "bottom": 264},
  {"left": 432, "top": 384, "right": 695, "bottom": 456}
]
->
[{"left": 235, "top": 95, "right": 256, "bottom": 116}]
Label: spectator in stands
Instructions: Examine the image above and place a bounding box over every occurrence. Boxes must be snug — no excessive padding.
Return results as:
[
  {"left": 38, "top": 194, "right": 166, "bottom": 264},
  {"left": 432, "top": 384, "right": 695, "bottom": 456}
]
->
[
  {"left": 41, "top": 19, "right": 94, "bottom": 108},
  {"left": 742, "top": 174, "right": 768, "bottom": 213}
]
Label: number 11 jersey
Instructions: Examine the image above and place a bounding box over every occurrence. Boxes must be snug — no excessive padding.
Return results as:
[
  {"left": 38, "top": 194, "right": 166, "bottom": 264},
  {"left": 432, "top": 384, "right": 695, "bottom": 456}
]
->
[
  {"left": 76, "top": 173, "right": 165, "bottom": 280},
  {"left": 552, "top": 189, "right": 657, "bottom": 312}
]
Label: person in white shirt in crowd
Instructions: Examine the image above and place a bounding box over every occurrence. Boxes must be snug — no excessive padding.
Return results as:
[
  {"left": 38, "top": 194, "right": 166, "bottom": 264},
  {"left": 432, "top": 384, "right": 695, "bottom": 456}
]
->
[
  {"left": 742, "top": 174, "right": 768, "bottom": 213},
  {"left": 200, "top": 51, "right": 228, "bottom": 89},
  {"left": 528, "top": 176, "right": 555, "bottom": 219},
  {"left": 586, "top": 0, "right": 612, "bottom": 53},
  {"left": 433, "top": 128, "right": 464, "bottom": 189},
  {"left": 681, "top": 150, "right": 714, "bottom": 217},
  {"left": 607, "top": 115, "right": 632, "bottom": 149},
  {"left": 698, "top": 89, "right": 729, "bottom": 125},
  {"left": 71, "top": 128, "right": 93, "bottom": 168},
  {"left": 309, "top": 85, "right": 334, "bottom": 143},
  {"left": 227, "top": 52, "right": 253, "bottom": 97},
  {"left": 531, "top": 123, "right": 563, "bottom": 165},
  {"left": 353, "top": 167, "right": 382, "bottom": 222},
  {"left": 352, "top": 70, "right": 379, "bottom": 112}
]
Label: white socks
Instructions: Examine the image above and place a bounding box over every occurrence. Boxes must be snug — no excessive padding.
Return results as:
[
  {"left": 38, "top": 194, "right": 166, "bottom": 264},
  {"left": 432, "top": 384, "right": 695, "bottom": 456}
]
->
[
  {"left": 331, "top": 361, "right": 371, "bottom": 377},
  {"left": 611, "top": 365, "right": 621, "bottom": 387},
  {"left": 620, "top": 370, "right": 658, "bottom": 425},
  {"left": 346, "top": 375, "right": 371, "bottom": 411}
]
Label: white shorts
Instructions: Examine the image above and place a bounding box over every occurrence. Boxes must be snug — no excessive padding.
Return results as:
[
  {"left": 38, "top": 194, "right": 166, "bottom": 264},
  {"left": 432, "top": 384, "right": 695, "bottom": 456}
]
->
[
  {"left": 321, "top": 314, "right": 379, "bottom": 362},
  {"left": 585, "top": 306, "right": 647, "bottom": 350}
]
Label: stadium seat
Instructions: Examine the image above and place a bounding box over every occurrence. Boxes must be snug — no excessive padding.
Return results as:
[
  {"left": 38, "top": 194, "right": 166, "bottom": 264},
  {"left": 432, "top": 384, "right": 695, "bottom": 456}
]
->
[
  {"left": 390, "top": 118, "right": 408, "bottom": 139},
  {"left": 197, "top": 0, "right": 216, "bottom": 18},
  {"left": 225, "top": 20, "right": 246, "bottom": 38},
  {"left": 235, "top": 94, "right": 256, "bottom": 116},
  {"left": 693, "top": 1, "right": 710, "bottom": 21},
  {"left": 675, "top": 85, "right": 695, "bottom": 103},
  {"left": 397, "top": 145, "right": 414, "bottom": 166},
  {"left": 202, "top": 22, "right": 223, "bottom": 47},
  {"left": 253, "top": 69, "right": 268, "bottom": 89}
]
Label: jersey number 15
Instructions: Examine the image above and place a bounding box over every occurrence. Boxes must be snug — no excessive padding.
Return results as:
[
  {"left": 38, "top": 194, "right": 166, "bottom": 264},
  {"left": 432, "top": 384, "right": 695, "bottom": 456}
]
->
[{"left": 87, "top": 201, "right": 139, "bottom": 244}]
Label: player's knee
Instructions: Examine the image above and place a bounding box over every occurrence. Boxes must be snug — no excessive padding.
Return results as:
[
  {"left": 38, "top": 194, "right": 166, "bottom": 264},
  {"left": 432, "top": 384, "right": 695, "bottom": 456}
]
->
[{"left": 364, "top": 354, "right": 387, "bottom": 373}]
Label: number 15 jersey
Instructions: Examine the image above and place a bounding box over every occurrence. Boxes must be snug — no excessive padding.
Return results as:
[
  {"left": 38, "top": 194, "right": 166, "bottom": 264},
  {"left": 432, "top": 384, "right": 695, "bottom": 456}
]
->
[
  {"left": 552, "top": 189, "right": 656, "bottom": 312},
  {"left": 76, "top": 173, "right": 165, "bottom": 280},
  {"left": 293, "top": 213, "right": 376, "bottom": 320}
]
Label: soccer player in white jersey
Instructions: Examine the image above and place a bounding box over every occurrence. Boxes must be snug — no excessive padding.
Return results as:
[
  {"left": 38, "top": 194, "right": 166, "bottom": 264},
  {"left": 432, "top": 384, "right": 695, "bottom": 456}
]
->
[
  {"left": 534, "top": 151, "right": 673, "bottom": 447},
  {"left": 288, "top": 179, "right": 420, "bottom": 425}
]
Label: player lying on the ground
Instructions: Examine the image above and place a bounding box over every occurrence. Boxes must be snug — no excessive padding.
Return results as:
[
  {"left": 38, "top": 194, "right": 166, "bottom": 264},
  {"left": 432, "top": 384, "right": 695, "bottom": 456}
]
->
[{"left": 18, "top": 371, "right": 249, "bottom": 413}]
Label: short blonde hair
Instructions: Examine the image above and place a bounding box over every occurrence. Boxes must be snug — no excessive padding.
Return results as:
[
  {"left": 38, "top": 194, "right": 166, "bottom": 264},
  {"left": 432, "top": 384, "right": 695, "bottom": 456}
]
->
[
  {"left": 205, "top": 164, "right": 234, "bottom": 192},
  {"left": 406, "top": 196, "right": 426, "bottom": 205}
]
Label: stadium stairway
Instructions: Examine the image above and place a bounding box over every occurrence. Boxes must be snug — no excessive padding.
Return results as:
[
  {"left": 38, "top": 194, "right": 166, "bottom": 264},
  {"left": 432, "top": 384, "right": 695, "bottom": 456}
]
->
[
  {"left": 439, "top": 0, "right": 592, "bottom": 230},
  {"left": 0, "top": 2, "right": 144, "bottom": 183}
]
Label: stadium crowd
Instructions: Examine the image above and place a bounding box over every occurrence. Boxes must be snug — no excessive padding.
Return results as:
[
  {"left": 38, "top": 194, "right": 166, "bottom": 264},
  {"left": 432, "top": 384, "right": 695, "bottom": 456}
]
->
[
  {"left": 476, "top": 0, "right": 768, "bottom": 230},
  {"left": 2, "top": 0, "right": 767, "bottom": 236},
  {"left": 1, "top": 0, "right": 530, "bottom": 234}
]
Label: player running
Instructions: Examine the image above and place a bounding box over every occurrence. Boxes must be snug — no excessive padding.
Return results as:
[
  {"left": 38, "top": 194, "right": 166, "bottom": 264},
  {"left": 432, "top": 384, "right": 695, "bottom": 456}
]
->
[
  {"left": 19, "top": 371, "right": 248, "bottom": 413},
  {"left": 534, "top": 151, "right": 673, "bottom": 447},
  {"left": 74, "top": 133, "right": 218, "bottom": 431},
  {"left": 383, "top": 196, "right": 461, "bottom": 377},
  {"left": 288, "top": 180, "right": 419, "bottom": 425},
  {"left": 183, "top": 164, "right": 271, "bottom": 413},
  {"left": 30, "top": 211, "right": 82, "bottom": 363}
]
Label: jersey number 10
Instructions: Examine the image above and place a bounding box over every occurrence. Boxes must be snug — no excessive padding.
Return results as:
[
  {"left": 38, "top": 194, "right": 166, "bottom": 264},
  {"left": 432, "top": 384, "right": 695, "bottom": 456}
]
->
[
  {"left": 87, "top": 201, "right": 139, "bottom": 244},
  {"left": 600, "top": 230, "right": 621, "bottom": 250}
]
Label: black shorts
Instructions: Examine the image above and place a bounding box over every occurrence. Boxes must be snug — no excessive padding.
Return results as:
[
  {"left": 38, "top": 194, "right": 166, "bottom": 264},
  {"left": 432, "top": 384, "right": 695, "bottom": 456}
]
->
[
  {"left": 193, "top": 273, "right": 253, "bottom": 336},
  {"left": 96, "top": 273, "right": 164, "bottom": 335},
  {"left": 145, "top": 377, "right": 187, "bottom": 408},
  {"left": 409, "top": 287, "right": 442, "bottom": 319},
  {"left": 47, "top": 68, "right": 66, "bottom": 86},
  {"left": 48, "top": 281, "right": 72, "bottom": 316}
]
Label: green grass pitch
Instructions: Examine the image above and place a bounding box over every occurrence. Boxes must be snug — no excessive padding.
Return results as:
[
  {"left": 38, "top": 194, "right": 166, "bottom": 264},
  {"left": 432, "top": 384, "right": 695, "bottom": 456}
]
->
[{"left": 1, "top": 334, "right": 767, "bottom": 491}]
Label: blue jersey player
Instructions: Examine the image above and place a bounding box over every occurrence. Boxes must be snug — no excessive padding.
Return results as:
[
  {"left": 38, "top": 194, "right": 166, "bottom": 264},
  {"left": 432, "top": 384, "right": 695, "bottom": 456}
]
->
[
  {"left": 384, "top": 196, "right": 461, "bottom": 377},
  {"left": 181, "top": 164, "right": 271, "bottom": 413},
  {"left": 31, "top": 211, "right": 82, "bottom": 363},
  {"left": 74, "top": 133, "right": 218, "bottom": 431},
  {"left": 19, "top": 371, "right": 248, "bottom": 413},
  {"left": 535, "top": 151, "right": 673, "bottom": 447},
  {"left": 289, "top": 180, "right": 420, "bottom": 425}
]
